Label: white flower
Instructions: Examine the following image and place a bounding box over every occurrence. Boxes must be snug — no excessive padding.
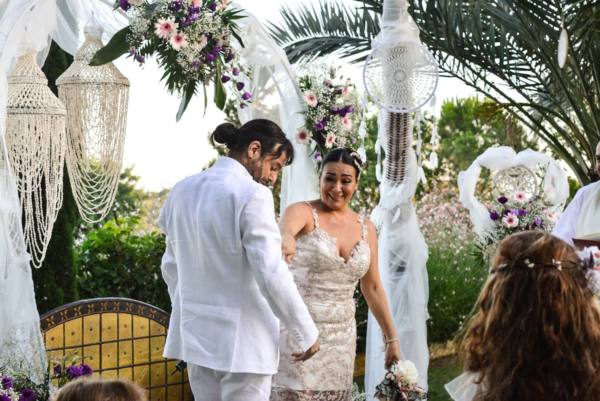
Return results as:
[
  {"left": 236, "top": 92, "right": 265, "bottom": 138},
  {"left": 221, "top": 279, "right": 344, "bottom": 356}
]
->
[
  {"left": 325, "top": 133, "right": 336, "bottom": 149},
  {"left": 545, "top": 210, "right": 558, "bottom": 222},
  {"left": 154, "top": 18, "right": 178, "bottom": 40},
  {"left": 129, "top": 0, "right": 144, "bottom": 5},
  {"left": 392, "top": 360, "right": 419, "bottom": 386},
  {"left": 502, "top": 213, "right": 519, "bottom": 228},
  {"left": 341, "top": 116, "right": 352, "bottom": 130},
  {"left": 304, "top": 90, "right": 318, "bottom": 107},
  {"left": 295, "top": 129, "right": 311, "bottom": 145},
  {"left": 513, "top": 191, "right": 529, "bottom": 203},
  {"left": 170, "top": 33, "right": 188, "bottom": 50},
  {"left": 192, "top": 35, "right": 208, "bottom": 51}
]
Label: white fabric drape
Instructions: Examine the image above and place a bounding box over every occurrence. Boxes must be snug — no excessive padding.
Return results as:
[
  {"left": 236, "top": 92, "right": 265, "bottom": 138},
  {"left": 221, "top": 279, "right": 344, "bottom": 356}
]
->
[
  {"left": 233, "top": 6, "right": 319, "bottom": 213},
  {"left": 0, "top": 0, "right": 127, "bottom": 382},
  {"left": 365, "top": 111, "right": 430, "bottom": 398}
]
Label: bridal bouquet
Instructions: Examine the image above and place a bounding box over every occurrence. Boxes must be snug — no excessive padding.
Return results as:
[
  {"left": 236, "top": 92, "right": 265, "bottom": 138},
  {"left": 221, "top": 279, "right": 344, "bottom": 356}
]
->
[
  {"left": 374, "top": 360, "right": 427, "bottom": 401},
  {"left": 296, "top": 67, "right": 363, "bottom": 163},
  {"left": 92, "top": 0, "right": 251, "bottom": 119},
  {"left": 480, "top": 191, "right": 558, "bottom": 250}
]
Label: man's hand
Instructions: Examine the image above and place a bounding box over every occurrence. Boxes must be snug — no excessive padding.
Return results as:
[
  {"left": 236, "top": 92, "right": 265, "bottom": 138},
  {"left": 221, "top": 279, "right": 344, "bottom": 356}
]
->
[{"left": 292, "top": 338, "right": 320, "bottom": 362}]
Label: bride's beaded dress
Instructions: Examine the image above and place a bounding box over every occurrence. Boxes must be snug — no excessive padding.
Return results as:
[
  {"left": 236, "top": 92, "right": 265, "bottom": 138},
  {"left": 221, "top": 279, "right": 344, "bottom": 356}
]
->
[{"left": 271, "top": 206, "right": 371, "bottom": 401}]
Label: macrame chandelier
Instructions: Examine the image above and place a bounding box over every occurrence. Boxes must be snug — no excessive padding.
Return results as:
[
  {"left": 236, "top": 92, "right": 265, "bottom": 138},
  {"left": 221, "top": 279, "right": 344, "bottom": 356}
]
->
[
  {"left": 5, "top": 50, "right": 67, "bottom": 269},
  {"left": 57, "top": 23, "right": 129, "bottom": 224}
]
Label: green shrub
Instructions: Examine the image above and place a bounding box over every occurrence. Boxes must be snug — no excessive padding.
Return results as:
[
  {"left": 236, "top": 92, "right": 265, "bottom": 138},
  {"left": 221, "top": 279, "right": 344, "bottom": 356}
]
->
[
  {"left": 427, "top": 244, "right": 486, "bottom": 343},
  {"left": 76, "top": 217, "right": 169, "bottom": 311}
]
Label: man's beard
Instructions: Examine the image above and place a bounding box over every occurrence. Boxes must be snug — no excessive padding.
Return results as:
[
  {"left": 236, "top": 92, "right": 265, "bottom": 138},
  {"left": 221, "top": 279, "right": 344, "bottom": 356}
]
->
[{"left": 248, "top": 159, "right": 272, "bottom": 189}]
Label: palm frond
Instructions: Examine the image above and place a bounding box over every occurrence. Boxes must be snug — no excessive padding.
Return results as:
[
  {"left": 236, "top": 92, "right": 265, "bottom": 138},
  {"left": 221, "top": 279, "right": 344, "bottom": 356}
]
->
[{"left": 267, "top": 0, "right": 380, "bottom": 64}]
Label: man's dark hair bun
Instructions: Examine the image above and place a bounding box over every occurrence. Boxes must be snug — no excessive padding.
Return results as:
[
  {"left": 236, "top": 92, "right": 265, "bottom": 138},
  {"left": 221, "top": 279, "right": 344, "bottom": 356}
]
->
[{"left": 211, "top": 123, "right": 239, "bottom": 147}]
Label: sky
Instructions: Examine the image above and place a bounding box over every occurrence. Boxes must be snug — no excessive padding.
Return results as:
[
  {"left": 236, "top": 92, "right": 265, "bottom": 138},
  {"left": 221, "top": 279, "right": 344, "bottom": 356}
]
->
[{"left": 118, "top": 0, "right": 477, "bottom": 191}]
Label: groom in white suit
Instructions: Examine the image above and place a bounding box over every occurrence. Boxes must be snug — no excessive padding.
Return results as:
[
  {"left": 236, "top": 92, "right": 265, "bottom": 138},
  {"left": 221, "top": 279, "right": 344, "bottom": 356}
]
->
[{"left": 158, "top": 119, "right": 319, "bottom": 401}]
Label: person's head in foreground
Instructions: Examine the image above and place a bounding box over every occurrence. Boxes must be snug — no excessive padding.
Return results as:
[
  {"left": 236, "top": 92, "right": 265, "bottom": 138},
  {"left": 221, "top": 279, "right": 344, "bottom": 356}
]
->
[
  {"left": 319, "top": 148, "right": 363, "bottom": 211},
  {"left": 55, "top": 378, "right": 147, "bottom": 401},
  {"left": 461, "top": 231, "right": 600, "bottom": 401},
  {"left": 210, "top": 119, "right": 294, "bottom": 187}
]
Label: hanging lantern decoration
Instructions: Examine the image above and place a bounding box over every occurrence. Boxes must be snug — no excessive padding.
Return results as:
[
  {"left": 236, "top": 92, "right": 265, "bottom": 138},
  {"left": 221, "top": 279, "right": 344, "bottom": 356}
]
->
[
  {"left": 57, "top": 22, "right": 129, "bottom": 224},
  {"left": 5, "top": 50, "right": 67, "bottom": 269}
]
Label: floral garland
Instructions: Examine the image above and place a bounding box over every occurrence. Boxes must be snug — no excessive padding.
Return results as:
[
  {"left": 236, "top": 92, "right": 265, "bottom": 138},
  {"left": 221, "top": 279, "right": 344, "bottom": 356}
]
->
[
  {"left": 374, "top": 360, "right": 427, "bottom": 401},
  {"left": 295, "top": 67, "right": 364, "bottom": 164},
  {"left": 91, "top": 0, "right": 251, "bottom": 120}
]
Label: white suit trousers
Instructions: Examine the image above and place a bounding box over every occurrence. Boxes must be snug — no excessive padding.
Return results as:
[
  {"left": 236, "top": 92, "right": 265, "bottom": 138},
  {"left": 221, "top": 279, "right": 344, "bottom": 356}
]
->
[{"left": 188, "top": 364, "right": 272, "bottom": 401}]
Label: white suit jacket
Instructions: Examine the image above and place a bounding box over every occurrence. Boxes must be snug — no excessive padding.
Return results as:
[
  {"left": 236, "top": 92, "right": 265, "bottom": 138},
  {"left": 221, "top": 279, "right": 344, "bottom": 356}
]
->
[
  {"left": 553, "top": 181, "right": 600, "bottom": 245},
  {"left": 158, "top": 156, "right": 318, "bottom": 374}
]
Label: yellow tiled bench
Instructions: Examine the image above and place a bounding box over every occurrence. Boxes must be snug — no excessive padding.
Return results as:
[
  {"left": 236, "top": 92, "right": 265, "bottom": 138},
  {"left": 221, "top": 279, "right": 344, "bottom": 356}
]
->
[{"left": 40, "top": 298, "right": 192, "bottom": 401}]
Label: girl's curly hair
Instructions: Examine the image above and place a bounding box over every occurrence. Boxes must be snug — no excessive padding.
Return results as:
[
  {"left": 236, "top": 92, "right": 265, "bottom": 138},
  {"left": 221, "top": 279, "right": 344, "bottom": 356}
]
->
[{"left": 461, "top": 231, "right": 600, "bottom": 401}]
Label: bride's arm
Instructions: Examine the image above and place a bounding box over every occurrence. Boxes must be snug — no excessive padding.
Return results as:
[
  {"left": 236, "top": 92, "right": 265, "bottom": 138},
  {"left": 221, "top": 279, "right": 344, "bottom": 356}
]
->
[
  {"left": 360, "top": 219, "right": 402, "bottom": 368},
  {"left": 278, "top": 202, "right": 311, "bottom": 263}
]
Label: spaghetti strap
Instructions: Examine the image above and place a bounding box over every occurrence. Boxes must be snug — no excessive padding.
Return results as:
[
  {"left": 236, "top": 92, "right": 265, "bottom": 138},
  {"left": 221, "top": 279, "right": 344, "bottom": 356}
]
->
[
  {"left": 359, "top": 214, "right": 368, "bottom": 240},
  {"left": 305, "top": 201, "right": 320, "bottom": 228}
]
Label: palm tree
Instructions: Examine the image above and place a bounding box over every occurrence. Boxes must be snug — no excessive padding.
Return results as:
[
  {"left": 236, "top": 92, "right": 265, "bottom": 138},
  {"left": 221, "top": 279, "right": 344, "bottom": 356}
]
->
[{"left": 270, "top": 0, "right": 600, "bottom": 184}]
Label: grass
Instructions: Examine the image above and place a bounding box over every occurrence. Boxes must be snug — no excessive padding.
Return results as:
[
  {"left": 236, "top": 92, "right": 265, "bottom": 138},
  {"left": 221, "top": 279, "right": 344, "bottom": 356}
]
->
[{"left": 428, "top": 354, "right": 461, "bottom": 401}]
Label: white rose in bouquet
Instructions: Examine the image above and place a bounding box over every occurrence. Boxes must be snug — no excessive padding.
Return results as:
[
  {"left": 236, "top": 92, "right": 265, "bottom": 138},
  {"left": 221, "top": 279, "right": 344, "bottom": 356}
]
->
[{"left": 392, "top": 360, "right": 419, "bottom": 386}]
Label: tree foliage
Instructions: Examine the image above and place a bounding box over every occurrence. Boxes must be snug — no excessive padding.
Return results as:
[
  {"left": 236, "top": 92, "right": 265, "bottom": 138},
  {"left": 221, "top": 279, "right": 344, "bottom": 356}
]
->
[{"left": 270, "top": 0, "right": 600, "bottom": 184}]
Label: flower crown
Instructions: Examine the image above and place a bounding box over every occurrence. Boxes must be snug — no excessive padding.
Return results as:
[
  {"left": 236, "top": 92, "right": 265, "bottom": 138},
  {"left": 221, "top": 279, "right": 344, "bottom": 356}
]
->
[{"left": 491, "top": 257, "right": 587, "bottom": 273}]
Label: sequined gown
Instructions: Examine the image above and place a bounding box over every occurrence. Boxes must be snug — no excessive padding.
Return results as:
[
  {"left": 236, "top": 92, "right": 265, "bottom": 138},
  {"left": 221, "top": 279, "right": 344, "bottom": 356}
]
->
[{"left": 271, "top": 207, "right": 371, "bottom": 401}]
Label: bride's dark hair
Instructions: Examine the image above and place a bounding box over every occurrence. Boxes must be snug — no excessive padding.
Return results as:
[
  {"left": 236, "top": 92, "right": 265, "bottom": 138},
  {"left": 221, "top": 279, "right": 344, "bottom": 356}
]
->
[
  {"left": 460, "top": 231, "right": 600, "bottom": 401},
  {"left": 321, "top": 148, "right": 364, "bottom": 178}
]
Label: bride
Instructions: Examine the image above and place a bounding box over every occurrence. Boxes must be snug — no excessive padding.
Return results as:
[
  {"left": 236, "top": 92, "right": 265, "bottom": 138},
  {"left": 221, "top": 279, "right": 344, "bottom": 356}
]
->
[{"left": 271, "top": 148, "right": 401, "bottom": 401}]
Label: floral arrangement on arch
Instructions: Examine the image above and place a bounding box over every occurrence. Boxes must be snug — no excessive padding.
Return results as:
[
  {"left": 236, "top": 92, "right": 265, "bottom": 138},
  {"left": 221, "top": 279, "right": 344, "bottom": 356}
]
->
[
  {"left": 295, "top": 67, "right": 364, "bottom": 164},
  {"left": 374, "top": 360, "right": 427, "bottom": 401},
  {"left": 91, "top": 0, "right": 251, "bottom": 120},
  {"left": 479, "top": 191, "right": 559, "bottom": 254}
]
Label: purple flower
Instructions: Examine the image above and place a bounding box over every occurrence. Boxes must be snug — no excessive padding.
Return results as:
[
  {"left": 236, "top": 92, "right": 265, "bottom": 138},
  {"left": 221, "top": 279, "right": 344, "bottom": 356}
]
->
[
  {"left": 236, "top": 82, "right": 245, "bottom": 91},
  {"left": 53, "top": 364, "right": 62, "bottom": 378},
  {"left": 232, "top": 67, "right": 240, "bottom": 76},
  {"left": 212, "top": 46, "right": 223, "bottom": 54},
  {"left": 206, "top": 53, "right": 216, "bottom": 63},
  {"left": 241, "top": 92, "right": 252, "bottom": 101},
  {"left": 345, "top": 106, "right": 354, "bottom": 114},
  {"left": 191, "top": 60, "right": 201, "bottom": 70},
  {"left": 224, "top": 51, "right": 234, "bottom": 63},
  {"left": 517, "top": 209, "right": 528, "bottom": 217},
  {"left": 489, "top": 211, "right": 500, "bottom": 221},
  {"left": 170, "top": 0, "right": 182, "bottom": 11},
  {"left": 330, "top": 106, "right": 339, "bottom": 114},
  {"left": 66, "top": 365, "right": 84, "bottom": 379},
  {"left": 18, "top": 388, "right": 36, "bottom": 401},
  {"left": 80, "top": 364, "right": 93, "bottom": 376},
  {"left": 134, "top": 54, "right": 145, "bottom": 64},
  {"left": 314, "top": 152, "right": 322, "bottom": 162},
  {"left": 221, "top": 75, "right": 231, "bottom": 83},
  {"left": 208, "top": 1, "right": 217, "bottom": 11},
  {"left": 1, "top": 376, "right": 13, "bottom": 389},
  {"left": 0, "top": 395, "right": 10, "bottom": 401},
  {"left": 314, "top": 120, "right": 326, "bottom": 132},
  {"left": 118, "top": 0, "right": 130, "bottom": 11},
  {"left": 497, "top": 196, "right": 508, "bottom": 204},
  {"left": 534, "top": 216, "right": 542, "bottom": 226}
]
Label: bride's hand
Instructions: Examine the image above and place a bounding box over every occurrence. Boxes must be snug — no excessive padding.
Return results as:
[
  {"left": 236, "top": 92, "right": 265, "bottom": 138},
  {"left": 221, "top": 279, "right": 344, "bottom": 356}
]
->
[
  {"left": 282, "top": 233, "right": 296, "bottom": 264},
  {"left": 384, "top": 341, "right": 402, "bottom": 369}
]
